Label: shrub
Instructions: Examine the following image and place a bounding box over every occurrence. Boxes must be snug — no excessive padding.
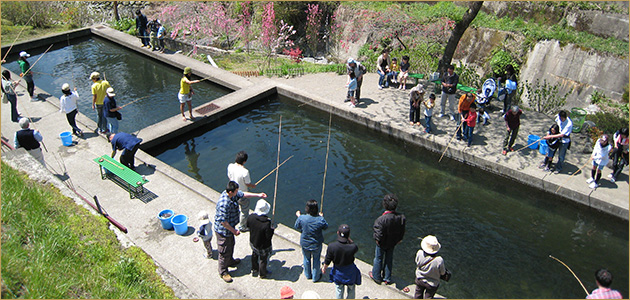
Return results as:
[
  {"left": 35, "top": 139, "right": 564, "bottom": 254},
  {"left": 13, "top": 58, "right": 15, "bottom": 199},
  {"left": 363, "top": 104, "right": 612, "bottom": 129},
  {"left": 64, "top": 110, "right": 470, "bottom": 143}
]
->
[
  {"left": 522, "top": 79, "right": 568, "bottom": 115},
  {"left": 585, "top": 112, "right": 629, "bottom": 135},
  {"left": 108, "top": 17, "right": 135, "bottom": 32},
  {"left": 489, "top": 48, "right": 520, "bottom": 76}
]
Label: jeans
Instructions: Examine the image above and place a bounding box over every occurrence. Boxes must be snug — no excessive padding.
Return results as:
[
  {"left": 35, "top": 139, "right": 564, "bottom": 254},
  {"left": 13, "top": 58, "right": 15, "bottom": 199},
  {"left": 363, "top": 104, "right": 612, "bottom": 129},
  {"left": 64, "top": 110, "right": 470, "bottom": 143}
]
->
[
  {"left": 139, "top": 27, "right": 149, "bottom": 46},
  {"left": 503, "top": 127, "right": 519, "bottom": 150},
  {"left": 425, "top": 115, "right": 432, "bottom": 133},
  {"left": 372, "top": 245, "right": 394, "bottom": 282},
  {"left": 456, "top": 112, "right": 468, "bottom": 139},
  {"left": 7, "top": 93, "right": 19, "bottom": 122},
  {"left": 302, "top": 246, "right": 322, "bottom": 282},
  {"left": 463, "top": 125, "right": 474, "bottom": 146},
  {"left": 377, "top": 70, "right": 389, "bottom": 87},
  {"left": 216, "top": 232, "right": 236, "bottom": 276},
  {"left": 556, "top": 142, "right": 569, "bottom": 171},
  {"left": 440, "top": 92, "right": 457, "bottom": 117},
  {"left": 25, "top": 76, "right": 34, "bottom": 98},
  {"left": 96, "top": 105, "right": 107, "bottom": 132},
  {"left": 106, "top": 116, "right": 119, "bottom": 134},
  {"left": 335, "top": 283, "right": 355, "bottom": 299},
  {"left": 66, "top": 109, "right": 81, "bottom": 134}
]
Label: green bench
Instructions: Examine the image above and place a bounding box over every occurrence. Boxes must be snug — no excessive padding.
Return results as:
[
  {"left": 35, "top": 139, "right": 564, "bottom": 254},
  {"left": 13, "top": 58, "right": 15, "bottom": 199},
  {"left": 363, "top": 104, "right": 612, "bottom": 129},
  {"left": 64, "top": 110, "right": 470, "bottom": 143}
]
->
[
  {"left": 94, "top": 155, "right": 149, "bottom": 199},
  {"left": 430, "top": 80, "right": 477, "bottom": 94},
  {"left": 408, "top": 73, "right": 425, "bottom": 85}
]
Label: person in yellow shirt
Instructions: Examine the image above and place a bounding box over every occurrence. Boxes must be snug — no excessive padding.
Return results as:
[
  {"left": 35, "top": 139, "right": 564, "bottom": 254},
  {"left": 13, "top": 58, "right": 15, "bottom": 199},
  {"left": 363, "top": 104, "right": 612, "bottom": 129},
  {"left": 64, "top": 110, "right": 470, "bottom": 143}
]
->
[
  {"left": 90, "top": 72, "right": 111, "bottom": 133},
  {"left": 179, "top": 67, "right": 201, "bottom": 121}
]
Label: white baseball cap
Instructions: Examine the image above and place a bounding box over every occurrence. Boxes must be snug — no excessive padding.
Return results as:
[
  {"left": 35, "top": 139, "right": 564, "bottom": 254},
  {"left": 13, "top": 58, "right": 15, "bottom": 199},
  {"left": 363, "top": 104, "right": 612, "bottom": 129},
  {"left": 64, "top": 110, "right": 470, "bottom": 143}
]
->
[
  {"left": 19, "top": 51, "right": 30, "bottom": 58},
  {"left": 61, "top": 83, "right": 70, "bottom": 91},
  {"left": 106, "top": 87, "right": 115, "bottom": 97}
]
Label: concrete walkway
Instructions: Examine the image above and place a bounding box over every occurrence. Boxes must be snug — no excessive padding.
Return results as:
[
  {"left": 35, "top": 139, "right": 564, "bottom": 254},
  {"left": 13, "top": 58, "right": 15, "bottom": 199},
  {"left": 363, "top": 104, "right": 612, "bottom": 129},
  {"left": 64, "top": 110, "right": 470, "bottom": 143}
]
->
[{"left": 1, "top": 72, "right": 412, "bottom": 298}]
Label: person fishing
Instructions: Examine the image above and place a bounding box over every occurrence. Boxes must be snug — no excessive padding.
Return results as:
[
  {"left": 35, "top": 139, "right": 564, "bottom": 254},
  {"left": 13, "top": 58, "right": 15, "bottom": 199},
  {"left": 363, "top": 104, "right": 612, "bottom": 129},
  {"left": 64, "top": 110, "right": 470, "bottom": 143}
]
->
[
  {"left": 17, "top": 51, "right": 36, "bottom": 101},
  {"left": 179, "top": 67, "right": 201, "bottom": 121}
]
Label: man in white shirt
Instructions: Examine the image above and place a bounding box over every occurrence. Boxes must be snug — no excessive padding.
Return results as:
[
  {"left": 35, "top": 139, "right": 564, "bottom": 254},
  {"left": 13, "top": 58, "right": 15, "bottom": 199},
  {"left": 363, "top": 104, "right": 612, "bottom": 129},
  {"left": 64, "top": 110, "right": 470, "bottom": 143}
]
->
[
  {"left": 227, "top": 151, "right": 256, "bottom": 232},
  {"left": 543, "top": 110, "right": 573, "bottom": 172}
]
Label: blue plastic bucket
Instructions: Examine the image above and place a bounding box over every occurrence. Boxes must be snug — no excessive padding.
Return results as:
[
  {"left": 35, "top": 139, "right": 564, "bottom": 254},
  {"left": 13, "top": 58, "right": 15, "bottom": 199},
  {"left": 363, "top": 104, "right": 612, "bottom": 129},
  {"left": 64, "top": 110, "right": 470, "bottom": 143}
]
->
[
  {"left": 171, "top": 214, "right": 188, "bottom": 235},
  {"left": 527, "top": 134, "right": 540, "bottom": 150},
  {"left": 60, "top": 131, "right": 72, "bottom": 146},
  {"left": 158, "top": 209, "right": 174, "bottom": 230},
  {"left": 538, "top": 140, "right": 548, "bottom": 156}
]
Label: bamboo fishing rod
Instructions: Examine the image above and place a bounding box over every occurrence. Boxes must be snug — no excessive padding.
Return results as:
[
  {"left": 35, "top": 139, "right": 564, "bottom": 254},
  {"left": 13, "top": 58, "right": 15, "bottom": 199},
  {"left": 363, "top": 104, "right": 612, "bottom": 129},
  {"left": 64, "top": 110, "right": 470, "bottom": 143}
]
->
[
  {"left": 511, "top": 137, "right": 543, "bottom": 153},
  {"left": 549, "top": 255, "right": 589, "bottom": 296},
  {"left": 555, "top": 158, "right": 592, "bottom": 193},
  {"left": 1, "top": 12, "right": 37, "bottom": 62},
  {"left": 119, "top": 95, "right": 151, "bottom": 109},
  {"left": 255, "top": 155, "right": 294, "bottom": 185},
  {"left": 15, "top": 44, "right": 54, "bottom": 88},
  {"left": 438, "top": 121, "right": 464, "bottom": 162},
  {"left": 272, "top": 116, "right": 282, "bottom": 219},
  {"left": 320, "top": 111, "right": 332, "bottom": 213}
]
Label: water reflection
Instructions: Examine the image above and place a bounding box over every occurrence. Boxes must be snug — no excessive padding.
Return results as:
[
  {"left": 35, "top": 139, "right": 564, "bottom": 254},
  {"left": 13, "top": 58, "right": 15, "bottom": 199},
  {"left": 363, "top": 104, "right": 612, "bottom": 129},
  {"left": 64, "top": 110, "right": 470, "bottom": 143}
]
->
[{"left": 184, "top": 139, "right": 203, "bottom": 183}]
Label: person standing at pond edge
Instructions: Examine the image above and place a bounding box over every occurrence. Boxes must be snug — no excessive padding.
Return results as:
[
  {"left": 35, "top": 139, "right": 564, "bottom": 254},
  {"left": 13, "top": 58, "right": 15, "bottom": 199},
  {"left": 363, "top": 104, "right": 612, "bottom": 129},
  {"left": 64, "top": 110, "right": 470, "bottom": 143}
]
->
[
  {"left": 369, "top": 194, "right": 406, "bottom": 285},
  {"left": 214, "top": 181, "right": 267, "bottom": 283},
  {"left": 586, "top": 268, "right": 623, "bottom": 299},
  {"left": 90, "top": 72, "right": 111, "bottom": 134},
  {"left": 439, "top": 65, "right": 459, "bottom": 121},
  {"left": 59, "top": 83, "right": 83, "bottom": 137},
  {"left": 17, "top": 51, "right": 36, "bottom": 101},
  {"left": 587, "top": 135, "right": 612, "bottom": 189},
  {"left": 179, "top": 67, "right": 201, "bottom": 121},
  {"left": 227, "top": 150, "right": 256, "bottom": 232},
  {"left": 2, "top": 70, "right": 20, "bottom": 122},
  {"left": 295, "top": 199, "right": 328, "bottom": 282},
  {"left": 147, "top": 18, "right": 160, "bottom": 51},
  {"left": 502, "top": 105, "right": 522, "bottom": 155},
  {"left": 322, "top": 224, "right": 361, "bottom": 299},
  {"left": 346, "top": 58, "right": 366, "bottom": 102},
  {"left": 456, "top": 92, "right": 475, "bottom": 141},
  {"left": 157, "top": 22, "right": 167, "bottom": 53},
  {"left": 411, "top": 235, "right": 447, "bottom": 299},
  {"left": 135, "top": 10, "right": 149, "bottom": 48},
  {"left": 409, "top": 84, "right": 425, "bottom": 126},
  {"left": 197, "top": 210, "right": 213, "bottom": 259},
  {"left": 543, "top": 110, "right": 572, "bottom": 172},
  {"left": 609, "top": 127, "right": 629, "bottom": 183},
  {"left": 500, "top": 64, "right": 518, "bottom": 115},
  {"left": 14, "top": 118, "right": 45, "bottom": 167},
  {"left": 108, "top": 132, "right": 142, "bottom": 170},
  {"left": 103, "top": 87, "right": 122, "bottom": 134},
  {"left": 247, "top": 199, "right": 275, "bottom": 279}
]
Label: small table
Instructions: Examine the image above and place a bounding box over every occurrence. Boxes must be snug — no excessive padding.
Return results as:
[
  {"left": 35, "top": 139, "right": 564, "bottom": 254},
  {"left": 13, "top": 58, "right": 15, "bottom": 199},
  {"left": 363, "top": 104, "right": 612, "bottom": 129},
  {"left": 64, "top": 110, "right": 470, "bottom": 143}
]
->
[{"left": 94, "top": 155, "right": 149, "bottom": 199}]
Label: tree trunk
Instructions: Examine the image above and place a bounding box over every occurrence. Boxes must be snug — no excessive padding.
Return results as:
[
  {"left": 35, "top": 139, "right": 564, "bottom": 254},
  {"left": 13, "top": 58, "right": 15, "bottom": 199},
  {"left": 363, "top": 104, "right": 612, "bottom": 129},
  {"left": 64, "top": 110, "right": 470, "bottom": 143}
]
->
[
  {"left": 113, "top": 1, "right": 120, "bottom": 21},
  {"left": 437, "top": 1, "right": 483, "bottom": 76}
]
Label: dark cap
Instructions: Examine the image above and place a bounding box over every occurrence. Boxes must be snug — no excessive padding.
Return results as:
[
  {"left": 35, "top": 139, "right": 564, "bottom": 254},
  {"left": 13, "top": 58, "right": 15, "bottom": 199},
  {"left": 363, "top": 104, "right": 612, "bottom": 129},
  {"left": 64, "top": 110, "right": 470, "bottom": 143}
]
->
[{"left": 337, "top": 224, "right": 350, "bottom": 242}]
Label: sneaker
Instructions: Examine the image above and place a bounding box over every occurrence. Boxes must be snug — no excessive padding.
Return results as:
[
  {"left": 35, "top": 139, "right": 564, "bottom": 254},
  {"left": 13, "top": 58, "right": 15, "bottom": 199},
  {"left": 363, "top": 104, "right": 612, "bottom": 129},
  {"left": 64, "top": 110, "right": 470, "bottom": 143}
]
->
[
  {"left": 221, "top": 274, "right": 233, "bottom": 283},
  {"left": 586, "top": 178, "right": 594, "bottom": 184},
  {"left": 509, "top": 147, "right": 515, "bottom": 152},
  {"left": 543, "top": 166, "right": 551, "bottom": 172},
  {"left": 438, "top": 113, "right": 445, "bottom": 118},
  {"left": 229, "top": 258, "right": 241, "bottom": 267},
  {"left": 378, "top": 85, "right": 383, "bottom": 90},
  {"left": 610, "top": 176, "right": 616, "bottom": 183},
  {"left": 237, "top": 227, "right": 249, "bottom": 233},
  {"left": 349, "top": 104, "right": 356, "bottom": 108},
  {"left": 589, "top": 182, "right": 598, "bottom": 189},
  {"left": 502, "top": 150, "right": 508, "bottom": 156},
  {"left": 368, "top": 271, "right": 382, "bottom": 284},
  {"left": 203, "top": 253, "right": 212, "bottom": 259},
  {"left": 251, "top": 270, "right": 259, "bottom": 277},
  {"left": 450, "top": 115, "right": 455, "bottom": 121},
  {"left": 538, "top": 162, "right": 546, "bottom": 169},
  {"left": 425, "top": 128, "right": 430, "bottom": 134}
]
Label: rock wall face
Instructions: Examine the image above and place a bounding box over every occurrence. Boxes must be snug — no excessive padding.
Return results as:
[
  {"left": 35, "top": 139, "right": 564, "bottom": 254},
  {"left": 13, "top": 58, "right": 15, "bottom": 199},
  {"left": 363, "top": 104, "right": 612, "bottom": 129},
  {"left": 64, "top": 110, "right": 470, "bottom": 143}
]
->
[{"left": 519, "top": 40, "right": 629, "bottom": 108}]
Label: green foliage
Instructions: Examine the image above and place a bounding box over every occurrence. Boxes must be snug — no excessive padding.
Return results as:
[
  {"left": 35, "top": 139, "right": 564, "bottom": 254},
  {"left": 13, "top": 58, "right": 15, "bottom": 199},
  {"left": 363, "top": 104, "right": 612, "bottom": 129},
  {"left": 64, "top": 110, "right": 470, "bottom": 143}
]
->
[
  {"left": 108, "top": 17, "right": 135, "bottom": 32},
  {"left": 0, "top": 163, "right": 175, "bottom": 299},
  {"left": 522, "top": 79, "right": 568, "bottom": 115},
  {"left": 586, "top": 112, "right": 628, "bottom": 135},
  {"left": 455, "top": 62, "right": 483, "bottom": 89},
  {"left": 489, "top": 48, "right": 520, "bottom": 76},
  {"left": 623, "top": 84, "right": 629, "bottom": 104},
  {"left": 0, "top": 1, "right": 55, "bottom": 28}
]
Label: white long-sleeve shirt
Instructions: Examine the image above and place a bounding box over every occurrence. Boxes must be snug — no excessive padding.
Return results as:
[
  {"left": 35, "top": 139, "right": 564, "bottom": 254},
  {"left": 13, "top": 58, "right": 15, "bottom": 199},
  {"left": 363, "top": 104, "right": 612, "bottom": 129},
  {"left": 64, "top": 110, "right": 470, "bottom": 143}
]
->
[
  {"left": 592, "top": 141, "right": 612, "bottom": 166},
  {"left": 59, "top": 91, "right": 80, "bottom": 114}
]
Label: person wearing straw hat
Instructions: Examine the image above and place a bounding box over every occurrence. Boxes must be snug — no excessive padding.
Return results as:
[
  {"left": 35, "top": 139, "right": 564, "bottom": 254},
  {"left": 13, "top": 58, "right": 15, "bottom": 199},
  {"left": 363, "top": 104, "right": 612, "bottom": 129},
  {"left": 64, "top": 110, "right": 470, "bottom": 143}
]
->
[
  {"left": 369, "top": 194, "right": 406, "bottom": 285},
  {"left": 586, "top": 268, "right": 623, "bottom": 299},
  {"left": 90, "top": 71, "right": 111, "bottom": 134},
  {"left": 322, "top": 224, "right": 361, "bottom": 299},
  {"left": 295, "top": 199, "right": 328, "bottom": 282},
  {"left": 103, "top": 87, "right": 122, "bottom": 134},
  {"left": 280, "top": 286, "right": 295, "bottom": 299},
  {"left": 14, "top": 118, "right": 45, "bottom": 166},
  {"left": 247, "top": 199, "right": 275, "bottom": 279},
  {"left": 214, "top": 181, "right": 267, "bottom": 283},
  {"left": 409, "top": 235, "right": 448, "bottom": 299},
  {"left": 59, "top": 83, "right": 83, "bottom": 137},
  {"left": 17, "top": 51, "right": 36, "bottom": 101},
  {"left": 179, "top": 67, "right": 201, "bottom": 121}
]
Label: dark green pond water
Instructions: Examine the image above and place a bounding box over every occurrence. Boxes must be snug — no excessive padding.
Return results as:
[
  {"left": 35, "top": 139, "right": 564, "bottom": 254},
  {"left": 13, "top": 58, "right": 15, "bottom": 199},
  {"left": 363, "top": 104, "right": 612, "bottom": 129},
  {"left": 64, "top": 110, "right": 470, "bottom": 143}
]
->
[
  {"left": 4, "top": 36, "right": 231, "bottom": 133},
  {"left": 148, "top": 96, "right": 628, "bottom": 299}
]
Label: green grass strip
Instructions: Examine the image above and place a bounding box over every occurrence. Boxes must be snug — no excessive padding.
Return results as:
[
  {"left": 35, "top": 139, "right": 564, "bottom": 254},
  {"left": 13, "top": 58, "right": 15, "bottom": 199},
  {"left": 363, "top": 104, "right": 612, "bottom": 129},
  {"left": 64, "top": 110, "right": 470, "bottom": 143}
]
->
[{"left": 0, "top": 162, "right": 174, "bottom": 298}]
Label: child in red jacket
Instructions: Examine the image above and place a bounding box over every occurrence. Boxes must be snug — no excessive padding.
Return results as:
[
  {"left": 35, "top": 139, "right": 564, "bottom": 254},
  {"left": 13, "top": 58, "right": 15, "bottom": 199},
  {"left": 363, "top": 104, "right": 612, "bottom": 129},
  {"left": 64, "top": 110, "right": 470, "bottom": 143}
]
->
[{"left": 462, "top": 103, "right": 478, "bottom": 147}]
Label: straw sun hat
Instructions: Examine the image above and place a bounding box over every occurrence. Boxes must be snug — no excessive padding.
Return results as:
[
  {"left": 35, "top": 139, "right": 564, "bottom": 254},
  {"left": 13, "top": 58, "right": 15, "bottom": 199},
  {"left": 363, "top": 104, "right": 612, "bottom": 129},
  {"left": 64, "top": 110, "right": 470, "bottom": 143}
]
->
[{"left": 421, "top": 235, "right": 441, "bottom": 255}]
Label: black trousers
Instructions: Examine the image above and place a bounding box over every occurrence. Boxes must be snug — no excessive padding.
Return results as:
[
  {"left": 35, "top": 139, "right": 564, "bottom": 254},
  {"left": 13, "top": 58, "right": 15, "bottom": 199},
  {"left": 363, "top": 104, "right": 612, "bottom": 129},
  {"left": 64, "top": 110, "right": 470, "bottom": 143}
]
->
[
  {"left": 65, "top": 109, "right": 81, "bottom": 134},
  {"left": 120, "top": 143, "right": 140, "bottom": 169}
]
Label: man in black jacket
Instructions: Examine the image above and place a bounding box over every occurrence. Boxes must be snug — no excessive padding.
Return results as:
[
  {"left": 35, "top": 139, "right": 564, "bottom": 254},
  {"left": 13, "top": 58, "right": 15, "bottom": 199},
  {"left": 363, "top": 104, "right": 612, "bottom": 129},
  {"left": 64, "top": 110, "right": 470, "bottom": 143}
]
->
[
  {"left": 247, "top": 199, "right": 275, "bottom": 279},
  {"left": 369, "top": 194, "right": 406, "bottom": 285}
]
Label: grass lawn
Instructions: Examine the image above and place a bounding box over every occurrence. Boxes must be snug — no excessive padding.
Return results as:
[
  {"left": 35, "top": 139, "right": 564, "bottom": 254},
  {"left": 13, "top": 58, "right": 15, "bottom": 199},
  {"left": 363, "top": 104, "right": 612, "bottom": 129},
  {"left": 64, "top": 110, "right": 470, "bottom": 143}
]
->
[
  {"left": 0, "top": 24, "right": 73, "bottom": 46},
  {"left": 0, "top": 162, "right": 175, "bottom": 298}
]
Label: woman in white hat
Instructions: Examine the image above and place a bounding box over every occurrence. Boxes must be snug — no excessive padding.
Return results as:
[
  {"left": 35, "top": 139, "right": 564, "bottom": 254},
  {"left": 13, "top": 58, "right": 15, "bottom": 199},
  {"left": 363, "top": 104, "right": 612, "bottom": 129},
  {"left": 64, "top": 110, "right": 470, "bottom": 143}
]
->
[
  {"left": 410, "top": 235, "right": 448, "bottom": 299},
  {"left": 59, "top": 83, "right": 83, "bottom": 137},
  {"left": 246, "top": 199, "right": 275, "bottom": 279},
  {"left": 17, "top": 51, "right": 35, "bottom": 101}
]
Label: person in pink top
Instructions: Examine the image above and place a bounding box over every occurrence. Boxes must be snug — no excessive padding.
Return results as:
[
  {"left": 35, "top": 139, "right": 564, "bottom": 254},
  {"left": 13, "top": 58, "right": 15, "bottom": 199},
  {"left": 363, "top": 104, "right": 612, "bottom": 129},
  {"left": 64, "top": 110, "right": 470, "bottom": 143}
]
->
[
  {"left": 461, "top": 103, "right": 477, "bottom": 147},
  {"left": 609, "top": 127, "right": 628, "bottom": 183},
  {"left": 586, "top": 268, "right": 623, "bottom": 299}
]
